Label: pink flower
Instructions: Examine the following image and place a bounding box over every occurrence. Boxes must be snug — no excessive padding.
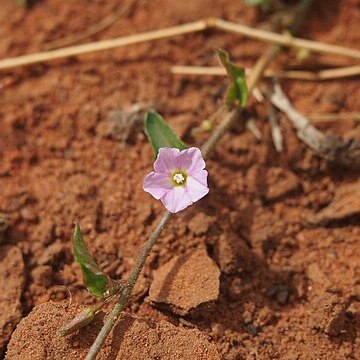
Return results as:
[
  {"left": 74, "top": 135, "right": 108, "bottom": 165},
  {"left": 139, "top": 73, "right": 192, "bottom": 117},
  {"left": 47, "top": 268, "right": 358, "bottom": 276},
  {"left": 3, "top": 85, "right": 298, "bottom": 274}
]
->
[{"left": 143, "top": 147, "right": 209, "bottom": 213}]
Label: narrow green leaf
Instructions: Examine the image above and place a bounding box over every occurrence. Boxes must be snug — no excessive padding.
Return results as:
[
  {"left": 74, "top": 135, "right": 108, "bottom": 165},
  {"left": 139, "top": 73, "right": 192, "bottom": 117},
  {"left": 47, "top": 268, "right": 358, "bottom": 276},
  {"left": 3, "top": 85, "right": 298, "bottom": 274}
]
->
[
  {"left": 144, "top": 111, "right": 187, "bottom": 157},
  {"left": 216, "top": 48, "right": 248, "bottom": 108},
  {"left": 73, "top": 224, "right": 109, "bottom": 298}
]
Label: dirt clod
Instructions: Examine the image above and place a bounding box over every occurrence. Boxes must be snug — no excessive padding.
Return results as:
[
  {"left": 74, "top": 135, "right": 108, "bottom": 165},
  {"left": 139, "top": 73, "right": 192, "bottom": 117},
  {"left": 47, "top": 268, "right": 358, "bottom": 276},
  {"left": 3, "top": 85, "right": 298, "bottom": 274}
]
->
[
  {"left": 31, "top": 265, "right": 53, "bottom": 287},
  {"left": 265, "top": 167, "right": 301, "bottom": 201},
  {"left": 308, "top": 293, "right": 351, "bottom": 336},
  {"left": 0, "top": 246, "right": 24, "bottom": 356},
  {"left": 214, "top": 231, "right": 252, "bottom": 274},
  {"left": 149, "top": 247, "right": 220, "bottom": 315},
  {"left": 188, "top": 212, "right": 215, "bottom": 236},
  {"left": 313, "top": 181, "right": 360, "bottom": 224},
  {"left": 37, "top": 241, "right": 67, "bottom": 266},
  {"left": 247, "top": 165, "right": 300, "bottom": 201}
]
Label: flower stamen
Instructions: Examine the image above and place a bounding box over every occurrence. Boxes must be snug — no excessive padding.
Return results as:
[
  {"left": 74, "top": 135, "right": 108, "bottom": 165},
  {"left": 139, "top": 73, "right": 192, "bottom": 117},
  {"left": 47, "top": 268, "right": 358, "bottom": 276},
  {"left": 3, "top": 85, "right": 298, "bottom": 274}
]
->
[
  {"left": 171, "top": 170, "right": 187, "bottom": 186},
  {"left": 173, "top": 173, "right": 185, "bottom": 183}
]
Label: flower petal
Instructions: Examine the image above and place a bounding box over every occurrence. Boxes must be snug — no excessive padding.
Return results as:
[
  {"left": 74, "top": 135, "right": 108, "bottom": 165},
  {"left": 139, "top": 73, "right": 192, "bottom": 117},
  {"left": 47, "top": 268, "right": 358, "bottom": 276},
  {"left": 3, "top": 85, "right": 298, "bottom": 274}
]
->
[
  {"left": 186, "top": 172, "right": 209, "bottom": 202},
  {"left": 154, "top": 147, "right": 180, "bottom": 174},
  {"left": 189, "top": 169, "right": 208, "bottom": 187},
  {"left": 161, "top": 186, "right": 193, "bottom": 213},
  {"left": 177, "top": 147, "right": 206, "bottom": 174},
  {"left": 143, "top": 172, "right": 173, "bottom": 200}
]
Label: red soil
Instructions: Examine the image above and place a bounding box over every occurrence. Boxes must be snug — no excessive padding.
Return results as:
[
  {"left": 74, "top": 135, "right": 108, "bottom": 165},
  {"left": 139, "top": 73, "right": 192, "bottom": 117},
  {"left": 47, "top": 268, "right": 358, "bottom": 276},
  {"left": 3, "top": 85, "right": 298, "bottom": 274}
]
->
[{"left": 0, "top": 0, "right": 359, "bottom": 358}]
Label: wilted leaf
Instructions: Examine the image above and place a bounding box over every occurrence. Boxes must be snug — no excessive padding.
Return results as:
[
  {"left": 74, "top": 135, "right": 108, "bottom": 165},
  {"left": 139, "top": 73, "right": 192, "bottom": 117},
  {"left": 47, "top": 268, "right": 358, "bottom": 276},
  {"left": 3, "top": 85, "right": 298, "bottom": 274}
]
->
[
  {"left": 216, "top": 48, "right": 248, "bottom": 108},
  {"left": 59, "top": 307, "right": 95, "bottom": 336},
  {"left": 144, "top": 111, "right": 187, "bottom": 156},
  {"left": 73, "top": 224, "right": 109, "bottom": 298}
]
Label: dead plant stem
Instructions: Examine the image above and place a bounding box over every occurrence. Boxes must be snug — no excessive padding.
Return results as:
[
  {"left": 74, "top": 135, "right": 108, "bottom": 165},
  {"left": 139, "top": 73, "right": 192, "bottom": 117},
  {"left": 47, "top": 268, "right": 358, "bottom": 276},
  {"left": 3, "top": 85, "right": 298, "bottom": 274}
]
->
[
  {"left": 1, "top": 13, "right": 360, "bottom": 70},
  {"left": 171, "top": 64, "right": 360, "bottom": 81},
  {"left": 0, "top": 20, "right": 209, "bottom": 70}
]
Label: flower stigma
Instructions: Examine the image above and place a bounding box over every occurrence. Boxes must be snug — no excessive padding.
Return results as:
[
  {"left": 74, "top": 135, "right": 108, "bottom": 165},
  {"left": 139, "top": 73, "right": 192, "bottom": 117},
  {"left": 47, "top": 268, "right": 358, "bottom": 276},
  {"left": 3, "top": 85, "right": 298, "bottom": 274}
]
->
[{"left": 171, "top": 170, "right": 187, "bottom": 186}]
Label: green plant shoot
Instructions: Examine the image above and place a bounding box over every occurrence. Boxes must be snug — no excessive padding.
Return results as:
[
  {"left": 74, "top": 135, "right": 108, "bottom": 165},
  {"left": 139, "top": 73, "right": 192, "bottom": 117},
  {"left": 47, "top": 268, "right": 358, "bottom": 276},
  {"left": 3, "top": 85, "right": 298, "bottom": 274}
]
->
[{"left": 216, "top": 48, "right": 248, "bottom": 108}]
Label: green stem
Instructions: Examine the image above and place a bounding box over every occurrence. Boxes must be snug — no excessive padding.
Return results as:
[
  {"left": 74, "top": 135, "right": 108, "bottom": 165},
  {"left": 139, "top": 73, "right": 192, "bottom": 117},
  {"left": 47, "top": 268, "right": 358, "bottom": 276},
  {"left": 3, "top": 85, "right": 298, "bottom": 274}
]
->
[{"left": 85, "top": 210, "right": 172, "bottom": 360}]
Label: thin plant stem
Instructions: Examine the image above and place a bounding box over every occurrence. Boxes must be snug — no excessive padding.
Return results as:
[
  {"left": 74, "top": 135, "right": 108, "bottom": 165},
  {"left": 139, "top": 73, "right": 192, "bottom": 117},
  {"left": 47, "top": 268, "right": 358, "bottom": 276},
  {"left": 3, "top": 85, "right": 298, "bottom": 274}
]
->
[
  {"left": 85, "top": 211, "right": 172, "bottom": 360},
  {"left": 2, "top": 10, "right": 360, "bottom": 70}
]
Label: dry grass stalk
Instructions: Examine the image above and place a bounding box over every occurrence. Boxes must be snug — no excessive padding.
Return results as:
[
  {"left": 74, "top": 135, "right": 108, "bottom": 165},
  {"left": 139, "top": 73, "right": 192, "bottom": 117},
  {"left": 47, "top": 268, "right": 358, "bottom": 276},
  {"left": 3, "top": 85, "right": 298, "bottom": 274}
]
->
[
  {"left": 268, "top": 103, "right": 283, "bottom": 152},
  {"left": 171, "top": 64, "right": 360, "bottom": 81},
  {"left": 1, "top": 18, "right": 360, "bottom": 71}
]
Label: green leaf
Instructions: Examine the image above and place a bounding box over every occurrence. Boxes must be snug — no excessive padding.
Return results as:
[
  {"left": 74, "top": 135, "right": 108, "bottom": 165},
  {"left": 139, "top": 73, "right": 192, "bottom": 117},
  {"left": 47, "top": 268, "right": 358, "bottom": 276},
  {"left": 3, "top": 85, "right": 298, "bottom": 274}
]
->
[
  {"left": 216, "top": 48, "right": 248, "bottom": 108},
  {"left": 144, "top": 111, "right": 187, "bottom": 156},
  {"left": 73, "top": 224, "right": 109, "bottom": 298}
]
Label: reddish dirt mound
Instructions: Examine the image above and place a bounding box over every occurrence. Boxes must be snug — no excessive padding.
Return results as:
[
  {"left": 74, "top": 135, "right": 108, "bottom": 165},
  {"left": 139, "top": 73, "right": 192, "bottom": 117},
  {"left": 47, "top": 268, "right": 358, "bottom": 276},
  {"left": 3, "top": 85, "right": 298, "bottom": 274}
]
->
[
  {"left": 148, "top": 247, "right": 220, "bottom": 315},
  {"left": 6, "top": 301, "right": 220, "bottom": 359},
  {"left": 0, "top": 0, "right": 360, "bottom": 358}
]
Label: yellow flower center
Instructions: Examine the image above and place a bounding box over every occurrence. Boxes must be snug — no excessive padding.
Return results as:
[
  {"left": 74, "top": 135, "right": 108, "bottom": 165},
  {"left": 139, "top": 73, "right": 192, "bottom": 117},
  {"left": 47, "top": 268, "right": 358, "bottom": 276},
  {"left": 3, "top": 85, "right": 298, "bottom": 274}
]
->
[{"left": 171, "top": 170, "right": 187, "bottom": 186}]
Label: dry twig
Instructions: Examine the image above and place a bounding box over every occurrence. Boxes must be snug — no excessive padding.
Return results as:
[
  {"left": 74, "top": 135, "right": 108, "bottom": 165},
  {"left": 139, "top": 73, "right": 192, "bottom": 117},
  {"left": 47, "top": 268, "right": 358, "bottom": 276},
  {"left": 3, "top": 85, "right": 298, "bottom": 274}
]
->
[
  {"left": 268, "top": 83, "right": 360, "bottom": 167},
  {"left": 212, "top": 18, "right": 360, "bottom": 60},
  {"left": 307, "top": 112, "right": 360, "bottom": 122},
  {"left": 246, "top": 118, "right": 263, "bottom": 141},
  {"left": 0, "top": 20, "right": 208, "bottom": 70},
  {"left": 171, "top": 64, "right": 360, "bottom": 81},
  {"left": 268, "top": 103, "right": 283, "bottom": 152},
  {"left": 1, "top": 18, "right": 360, "bottom": 71}
]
